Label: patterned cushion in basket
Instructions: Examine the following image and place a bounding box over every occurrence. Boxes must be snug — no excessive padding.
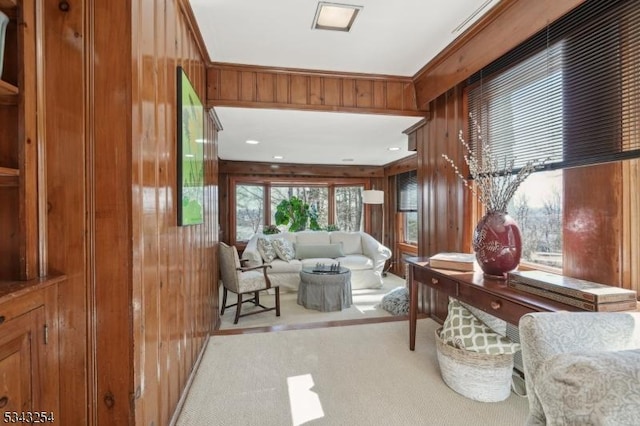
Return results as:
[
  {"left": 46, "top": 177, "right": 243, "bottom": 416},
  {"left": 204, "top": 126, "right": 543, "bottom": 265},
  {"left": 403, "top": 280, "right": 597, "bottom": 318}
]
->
[
  {"left": 271, "top": 238, "right": 295, "bottom": 262},
  {"left": 257, "top": 237, "right": 277, "bottom": 263},
  {"left": 441, "top": 298, "right": 520, "bottom": 355}
]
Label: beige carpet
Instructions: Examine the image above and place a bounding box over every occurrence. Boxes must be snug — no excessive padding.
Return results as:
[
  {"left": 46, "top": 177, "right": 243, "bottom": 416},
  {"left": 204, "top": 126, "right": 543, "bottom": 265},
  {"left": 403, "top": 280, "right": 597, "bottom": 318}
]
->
[
  {"left": 218, "top": 273, "right": 407, "bottom": 330},
  {"left": 176, "top": 319, "right": 529, "bottom": 425}
]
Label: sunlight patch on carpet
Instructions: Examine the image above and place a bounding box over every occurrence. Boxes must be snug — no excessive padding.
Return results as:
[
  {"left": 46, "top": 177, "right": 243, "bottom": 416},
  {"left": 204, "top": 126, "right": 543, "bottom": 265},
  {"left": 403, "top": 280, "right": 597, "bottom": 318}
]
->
[{"left": 288, "top": 374, "right": 324, "bottom": 425}]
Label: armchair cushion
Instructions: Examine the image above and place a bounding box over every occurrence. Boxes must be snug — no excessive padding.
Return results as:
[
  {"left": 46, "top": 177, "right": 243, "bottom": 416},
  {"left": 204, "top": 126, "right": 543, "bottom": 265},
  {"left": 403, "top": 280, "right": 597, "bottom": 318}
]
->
[
  {"left": 519, "top": 312, "right": 640, "bottom": 426},
  {"left": 238, "top": 268, "right": 275, "bottom": 293},
  {"left": 534, "top": 349, "right": 640, "bottom": 426}
]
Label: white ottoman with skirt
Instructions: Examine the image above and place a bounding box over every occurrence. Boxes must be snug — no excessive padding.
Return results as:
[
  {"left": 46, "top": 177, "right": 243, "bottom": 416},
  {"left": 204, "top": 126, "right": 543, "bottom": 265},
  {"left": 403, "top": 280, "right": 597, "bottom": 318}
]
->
[{"left": 298, "top": 266, "right": 352, "bottom": 312}]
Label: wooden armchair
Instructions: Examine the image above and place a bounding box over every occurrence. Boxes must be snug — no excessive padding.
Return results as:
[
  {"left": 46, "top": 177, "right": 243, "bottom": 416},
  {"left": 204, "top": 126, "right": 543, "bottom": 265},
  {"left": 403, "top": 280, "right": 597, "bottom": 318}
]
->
[{"left": 219, "top": 242, "right": 280, "bottom": 324}]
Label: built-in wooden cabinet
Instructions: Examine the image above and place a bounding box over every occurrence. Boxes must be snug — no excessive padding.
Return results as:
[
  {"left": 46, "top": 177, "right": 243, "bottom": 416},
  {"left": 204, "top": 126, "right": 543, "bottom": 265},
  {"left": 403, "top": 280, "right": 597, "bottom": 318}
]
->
[
  {"left": 0, "top": 0, "right": 38, "bottom": 282},
  {"left": 0, "top": 278, "right": 61, "bottom": 421},
  {"left": 0, "top": 2, "right": 61, "bottom": 421}
]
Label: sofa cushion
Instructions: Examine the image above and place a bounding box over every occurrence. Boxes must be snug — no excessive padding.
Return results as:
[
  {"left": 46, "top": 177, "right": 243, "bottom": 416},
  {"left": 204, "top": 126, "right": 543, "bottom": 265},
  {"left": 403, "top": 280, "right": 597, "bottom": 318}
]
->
[
  {"left": 257, "top": 237, "right": 277, "bottom": 263},
  {"left": 330, "top": 232, "right": 363, "bottom": 255},
  {"left": 271, "top": 238, "right": 295, "bottom": 261},
  {"left": 295, "top": 243, "right": 344, "bottom": 259},
  {"left": 295, "top": 231, "right": 331, "bottom": 245},
  {"left": 267, "top": 259, "right": 302, "bottom": 274},
  {"left": 336, "top": 254, "right": 373, "bottom": 271},
  {"left": 441, "top": 298, "right": 520, "bottom": 355},
  {"left": 534, "top": 349, "right": 640, "bottom": 425},
  {"left": 300, "top": 258, "right": 340, "bottom": 268}
]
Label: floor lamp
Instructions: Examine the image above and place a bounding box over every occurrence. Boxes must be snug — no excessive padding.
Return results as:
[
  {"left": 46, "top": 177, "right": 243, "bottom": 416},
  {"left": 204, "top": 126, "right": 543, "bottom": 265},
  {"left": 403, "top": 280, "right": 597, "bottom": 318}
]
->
[{"left": 363, "top": 189, "right": 386, "bottom": 271}]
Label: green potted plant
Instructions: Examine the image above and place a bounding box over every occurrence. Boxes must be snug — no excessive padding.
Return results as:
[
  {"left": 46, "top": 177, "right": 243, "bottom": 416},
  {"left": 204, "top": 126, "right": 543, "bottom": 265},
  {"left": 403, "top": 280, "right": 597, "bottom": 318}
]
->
[
  {"left": 275, "top": 196, "right": 321, "bottom": 232},
  {"left": 262, "top": 224, "right": 281, "bottom": 235}
]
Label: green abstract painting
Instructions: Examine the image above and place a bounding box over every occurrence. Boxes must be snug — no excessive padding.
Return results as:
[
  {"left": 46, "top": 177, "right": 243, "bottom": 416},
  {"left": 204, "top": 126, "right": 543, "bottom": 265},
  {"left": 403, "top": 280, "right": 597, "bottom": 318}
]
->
[{"left": 177, "top": 67, "right": 204, "bottom": 225}]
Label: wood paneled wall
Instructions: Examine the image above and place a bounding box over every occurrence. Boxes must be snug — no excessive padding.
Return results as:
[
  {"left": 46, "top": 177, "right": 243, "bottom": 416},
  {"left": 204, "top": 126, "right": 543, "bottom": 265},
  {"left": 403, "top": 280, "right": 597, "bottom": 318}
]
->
[
  {"left": 412, "top": 87, "right": 472, "bottom": 319},
  {"left": 563, "top": 164, "right": 622, "bottom": 286},
  {"left": 415, "top": 87, "right": 471, "bottom": 258},
  {"left": 43, "top": 0, "right": 217, "bottom": 425},
  {"left": 207, "top": 63, "right": 424, "bottom": 116},
  {"left": 43, "top": 1, "right": 88, "bottom": 424}
]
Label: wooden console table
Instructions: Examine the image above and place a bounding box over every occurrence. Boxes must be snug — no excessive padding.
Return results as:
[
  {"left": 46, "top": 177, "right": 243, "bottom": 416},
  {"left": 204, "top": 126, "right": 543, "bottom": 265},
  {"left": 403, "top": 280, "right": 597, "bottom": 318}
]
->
[{"left": 406, "top": 257, "right": 584, "bottom": 350}]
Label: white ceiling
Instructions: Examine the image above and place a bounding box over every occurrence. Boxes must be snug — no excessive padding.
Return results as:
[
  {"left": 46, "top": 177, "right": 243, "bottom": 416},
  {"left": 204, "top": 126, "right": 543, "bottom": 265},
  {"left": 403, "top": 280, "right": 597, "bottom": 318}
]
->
[{"left": 188, "top": 0, "right": 501, "bottom": 165}]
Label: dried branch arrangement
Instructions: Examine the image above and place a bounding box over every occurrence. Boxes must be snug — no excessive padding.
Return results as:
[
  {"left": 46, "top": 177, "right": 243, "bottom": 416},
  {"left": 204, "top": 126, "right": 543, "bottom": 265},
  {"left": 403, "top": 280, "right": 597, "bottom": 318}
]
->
[{"left": 442, "top": 117, "right": 548, "bottom": 213}]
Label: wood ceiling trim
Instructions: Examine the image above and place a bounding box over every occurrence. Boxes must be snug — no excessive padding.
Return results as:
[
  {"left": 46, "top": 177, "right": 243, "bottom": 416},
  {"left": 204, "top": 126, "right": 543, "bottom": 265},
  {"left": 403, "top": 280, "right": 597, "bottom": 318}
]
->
[
  {"left": 412, "top": 0, "right": 586, "bottom": 109},
  {"left": 207, "top": 63, "right": 427, "bottom": 116}
]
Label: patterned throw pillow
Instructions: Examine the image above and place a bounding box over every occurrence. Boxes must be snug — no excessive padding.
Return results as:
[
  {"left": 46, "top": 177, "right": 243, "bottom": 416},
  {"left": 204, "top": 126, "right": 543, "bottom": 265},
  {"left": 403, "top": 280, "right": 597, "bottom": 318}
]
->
[
  {"left": 272, "top": 238, "right": 295, "bottom": 262},
  {"left": 257, "top": 237, "right": 277, "bottom": 263},
  {"left": 440, "top": 298, "right": 520, "bottom": 355}
]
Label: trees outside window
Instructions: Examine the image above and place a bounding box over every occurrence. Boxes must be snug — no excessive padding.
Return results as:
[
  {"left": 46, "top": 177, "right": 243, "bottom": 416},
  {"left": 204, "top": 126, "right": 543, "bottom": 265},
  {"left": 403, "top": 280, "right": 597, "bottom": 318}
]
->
[
  {"left": 334, "top": 186, "right": 364, "bottom": 231},
  {"left": 508, "top": 170, "right": 563, "bottom": 268},
  {"left": 235, "top": 184, "right": 264, "bottom": 241}
]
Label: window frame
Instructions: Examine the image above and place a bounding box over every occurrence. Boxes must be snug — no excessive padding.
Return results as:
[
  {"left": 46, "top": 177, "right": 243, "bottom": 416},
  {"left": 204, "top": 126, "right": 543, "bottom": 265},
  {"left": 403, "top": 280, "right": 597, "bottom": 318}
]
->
[{"left": 229, "top": 176, "right": 371, "bottom": 246}]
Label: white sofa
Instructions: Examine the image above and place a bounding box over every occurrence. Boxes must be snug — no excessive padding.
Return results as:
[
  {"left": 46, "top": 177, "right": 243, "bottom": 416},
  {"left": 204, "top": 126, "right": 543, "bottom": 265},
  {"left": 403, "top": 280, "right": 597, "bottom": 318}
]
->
[{"left": 241, "top": 231, "right": 391, "bottom": 292}]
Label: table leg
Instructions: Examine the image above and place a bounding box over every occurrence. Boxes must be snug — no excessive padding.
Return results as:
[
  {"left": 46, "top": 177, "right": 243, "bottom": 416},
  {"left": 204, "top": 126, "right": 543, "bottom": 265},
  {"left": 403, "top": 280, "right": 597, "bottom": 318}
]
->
[{"left": 409, "top": 265, "right": 417, "bottom": 350}]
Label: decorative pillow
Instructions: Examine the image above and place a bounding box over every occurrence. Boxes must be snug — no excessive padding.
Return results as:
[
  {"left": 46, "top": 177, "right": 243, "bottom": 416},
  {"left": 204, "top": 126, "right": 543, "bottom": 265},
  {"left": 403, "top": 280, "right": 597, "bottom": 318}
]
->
[
  {"left": 460, "top": 300, "right": 507, "bottom": 337},
  {"left": 257, "top": 237, "right": 277, "bottom": 263},
  {"left": 440, "top": 298, "right": 520, "bottom": 355},
  {"left": 272, "top": 238, "right": 295, "bottom": 262},
  {"left": 379, "top": 287, "right": 409, "bottom": 315},
  {"left": 295, "top": 243, "right": 344, "bottom": 259},
  {"left": 330, "top": 232, "right": 363, "bottom": 255},
  {"left": 534, "top": 349, "right": 640, "bottom": 426}
]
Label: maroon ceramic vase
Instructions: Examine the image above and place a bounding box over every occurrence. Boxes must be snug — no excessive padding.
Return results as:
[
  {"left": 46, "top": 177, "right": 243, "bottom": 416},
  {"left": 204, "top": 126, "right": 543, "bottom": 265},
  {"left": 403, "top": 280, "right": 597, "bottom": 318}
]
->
[{"left": 472, "top": 211, "right": 522, "bottom": 279}]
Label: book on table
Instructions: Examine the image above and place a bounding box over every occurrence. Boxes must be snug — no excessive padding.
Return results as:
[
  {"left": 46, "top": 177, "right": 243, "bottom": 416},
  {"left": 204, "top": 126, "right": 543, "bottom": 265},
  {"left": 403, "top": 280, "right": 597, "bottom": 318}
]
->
[
  {"left": 428, "top": 252, "right": 475, "bottom": 272},
  {"left": 507, "top": 270, "right": 638, "bottom": 308},
  {"left": 507, "top": 280, "right": 638, "bottom": 312}
]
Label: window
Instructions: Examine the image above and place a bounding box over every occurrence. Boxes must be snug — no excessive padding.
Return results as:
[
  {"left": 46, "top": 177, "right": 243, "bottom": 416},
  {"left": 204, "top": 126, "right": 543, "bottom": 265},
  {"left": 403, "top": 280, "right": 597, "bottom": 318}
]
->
[
  {"left": 232, "top": 179, "right": 368, "bottom": 242},
  {"left": 507, "top": 170, "right": 563, "bottom": 268},
  {"left": 235, "top": 184, "right": 264, "bottom": 241},
  {"left": 403, "top": 212, "right": 418, "bottom": 245},
  {"left": 397, "top": 171, "right": 418, "bottom": 245},
  {"left": 467, "top": 0, "right": 640, "bottom": 269},
  {"left": 334, "top": 186, "right": 364, "bottom": 231}
]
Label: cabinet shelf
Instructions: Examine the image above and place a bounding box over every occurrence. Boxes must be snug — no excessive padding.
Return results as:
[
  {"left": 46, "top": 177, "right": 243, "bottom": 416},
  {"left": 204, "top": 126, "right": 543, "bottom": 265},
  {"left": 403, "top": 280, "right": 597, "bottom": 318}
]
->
[
  {"left": 0, "top": 79, "right": 19, "bottom": 96},
  {"left": 0, "top": 166, "right": 19, "bottom": 176},
  {"left": 0, "top": 273, "right": 65, "bottom": 302}
]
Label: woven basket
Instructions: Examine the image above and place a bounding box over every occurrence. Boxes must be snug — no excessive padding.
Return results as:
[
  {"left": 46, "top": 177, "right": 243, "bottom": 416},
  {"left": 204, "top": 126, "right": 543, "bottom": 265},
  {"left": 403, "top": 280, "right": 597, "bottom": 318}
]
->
[{"left": 435, "top": 328, "right": 514, "bottom": 402}]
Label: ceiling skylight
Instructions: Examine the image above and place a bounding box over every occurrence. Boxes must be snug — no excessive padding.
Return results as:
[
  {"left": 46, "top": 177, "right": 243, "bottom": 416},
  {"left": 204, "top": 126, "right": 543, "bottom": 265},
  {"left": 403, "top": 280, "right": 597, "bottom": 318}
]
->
[{"left": 312, "top": 2, "right": 362, "bottom": 32}]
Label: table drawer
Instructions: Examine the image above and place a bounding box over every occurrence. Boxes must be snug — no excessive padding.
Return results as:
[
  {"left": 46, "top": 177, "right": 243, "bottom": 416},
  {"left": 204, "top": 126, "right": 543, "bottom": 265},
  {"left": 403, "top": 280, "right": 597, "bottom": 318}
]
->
[
  {"left": 413, "top": 267, "right": 458, "bottom": 297},
  {"left": 458, "top": 284, "right": 535, "bottom": 325}
]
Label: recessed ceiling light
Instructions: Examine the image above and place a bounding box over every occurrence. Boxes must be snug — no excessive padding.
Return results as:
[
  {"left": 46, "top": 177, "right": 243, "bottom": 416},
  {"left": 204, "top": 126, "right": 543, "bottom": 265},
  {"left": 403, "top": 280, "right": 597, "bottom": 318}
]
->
[
  {"left": 273, "top": 155, "right": 284, "bottom": 160},
  {"left": 388, "top": 147, "right": 401, "bottom": 151},
  {"left": 312, "top": 2, "right": 363, "bottom": 32},
  {"left": 246, "top": 140, "right": 260, "bottom": 145}
]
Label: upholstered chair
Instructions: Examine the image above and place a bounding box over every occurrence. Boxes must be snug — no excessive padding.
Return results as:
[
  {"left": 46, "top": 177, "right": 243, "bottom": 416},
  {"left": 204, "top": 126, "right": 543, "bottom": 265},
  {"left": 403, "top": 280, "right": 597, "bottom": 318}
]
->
[
  {"left": 219, "top": 242, "right": 280, "bottom": 324},
  {"left": 519, "top": 311, "right": 640, "bottom": 425}
]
